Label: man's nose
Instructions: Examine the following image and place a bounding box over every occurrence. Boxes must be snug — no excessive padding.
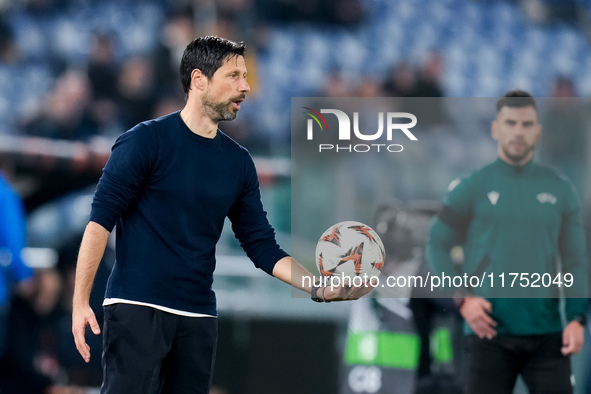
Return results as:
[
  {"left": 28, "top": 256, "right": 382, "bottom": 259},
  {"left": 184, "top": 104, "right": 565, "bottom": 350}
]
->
[
  {"left": 240, "top": 78, "right": 251, "bottom": 93},
  {"left": 514, "top": 124, "right": 527, "bottom": 136}
]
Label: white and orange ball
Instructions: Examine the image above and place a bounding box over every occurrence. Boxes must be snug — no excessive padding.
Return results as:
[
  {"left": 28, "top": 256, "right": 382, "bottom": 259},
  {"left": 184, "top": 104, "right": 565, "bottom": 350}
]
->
[{"left": 315, "top": 221, "right": 385, "bottom": 279}]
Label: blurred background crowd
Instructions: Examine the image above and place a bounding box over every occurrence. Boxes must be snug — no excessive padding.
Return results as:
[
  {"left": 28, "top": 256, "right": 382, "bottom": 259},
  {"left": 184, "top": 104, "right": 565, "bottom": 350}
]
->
[{"left": 1, "top": 0, "right": 591, "bottom": 393}]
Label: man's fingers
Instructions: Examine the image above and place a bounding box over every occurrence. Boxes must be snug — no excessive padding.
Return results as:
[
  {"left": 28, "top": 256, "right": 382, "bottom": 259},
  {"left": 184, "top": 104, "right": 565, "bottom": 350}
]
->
[
  {"left": 72, "top": 310, "right": 99, "bottom": 363},
  {"left": 561, "top": 341, "right": 575, "bottom": 356},
  {"left": 322, "top": 282, "right": 374, "bottom": 301},
  {"left": 468, "top": 312, "right": 497, "bottom": 339},
  {"left": 560, "top": 323, "right": 583, "bottom": 356},
  {"left": 349, "top": 284, "right": 373, "bottom": 298},
  {"left": 480, "top": 313, "right": 497, "bottom": 327},
  {"left": 72, "top": 326, "right": 85, "bottom": 350},
  {"left": 561, "top": 331, "right": 583, "bottom": 355},
  {"left": 467, "top": 310, "right": 496, "bottom": 328},
  {"left": 345, "top": 283, "right": 374, "bottom": 299},
  {"left": 73, "top": 329, "right": 90, "bottom": 363},
  {"left": 484, "top": 327, "right": 497, "bottom": 339},
  {"left": 89, "top": 315, "right": 101, "bottom": 335},
  {"left": 473, "top": 322, "right": 497, "bottom": 339}
]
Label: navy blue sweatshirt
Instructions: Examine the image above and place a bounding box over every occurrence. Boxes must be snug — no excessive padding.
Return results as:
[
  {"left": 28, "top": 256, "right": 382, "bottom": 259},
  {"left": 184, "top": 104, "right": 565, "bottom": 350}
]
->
[{"left": 90, "top": 111, "right": 289, "bottom": 315}]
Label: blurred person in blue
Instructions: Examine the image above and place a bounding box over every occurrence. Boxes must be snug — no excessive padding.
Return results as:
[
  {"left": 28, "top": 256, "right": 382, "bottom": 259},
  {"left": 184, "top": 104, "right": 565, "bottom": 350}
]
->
[
  {"left": 0, "top": 171, "right": 34, "bottom": 359},
  {"left": 72, "top": 35, "right": 370, "bottom": 394},
  {"left": 427, "top": 90, "right": 588, "bottom": 394},
  {"left": 0, "top": 170, "right": 85, "bottom": 393}
]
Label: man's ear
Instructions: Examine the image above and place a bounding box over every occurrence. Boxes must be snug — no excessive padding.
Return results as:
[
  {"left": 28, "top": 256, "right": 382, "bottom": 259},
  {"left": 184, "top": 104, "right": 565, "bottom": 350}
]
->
[
  {"left": 191, "top": 69, "right": 206, "bottom": 91},
  {"left": 535, "top": 123, "right": 542, "bottom": 141},
  {"left": 491, "top": 120, "right": 498, "bottom": 141}
]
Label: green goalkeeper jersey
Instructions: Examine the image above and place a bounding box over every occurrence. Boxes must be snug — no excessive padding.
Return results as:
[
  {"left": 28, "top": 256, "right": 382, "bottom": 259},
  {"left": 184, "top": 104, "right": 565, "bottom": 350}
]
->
[{"left": 427, "top": 158, "right": 588, "bottom": 335}]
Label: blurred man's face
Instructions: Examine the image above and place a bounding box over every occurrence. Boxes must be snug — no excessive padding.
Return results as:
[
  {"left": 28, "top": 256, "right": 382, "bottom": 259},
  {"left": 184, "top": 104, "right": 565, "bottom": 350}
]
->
[
  {"left": 202, "top": 55, "right": 250, "bottom": 122},
  {"left": 492, "top": 105, "right": 541, "bottom": 166}
]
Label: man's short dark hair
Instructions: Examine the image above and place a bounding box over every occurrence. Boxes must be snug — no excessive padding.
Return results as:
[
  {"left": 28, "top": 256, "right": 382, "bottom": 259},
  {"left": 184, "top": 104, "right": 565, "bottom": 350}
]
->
[
  {"left": 496, "top": 90, "right": 537, "bottom": 113},
  {"left": 179, "top": 36, "right": 246, "bottom": 94}
]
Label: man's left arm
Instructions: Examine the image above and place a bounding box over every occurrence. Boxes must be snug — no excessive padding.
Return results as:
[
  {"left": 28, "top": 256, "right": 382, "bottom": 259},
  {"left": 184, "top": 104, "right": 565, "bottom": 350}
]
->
[
  {"left": 559, "top": 182, "right": 589, "bottom": 355},
  {"left": 228, "top": 149, "right": 290, "bottom": 276}
]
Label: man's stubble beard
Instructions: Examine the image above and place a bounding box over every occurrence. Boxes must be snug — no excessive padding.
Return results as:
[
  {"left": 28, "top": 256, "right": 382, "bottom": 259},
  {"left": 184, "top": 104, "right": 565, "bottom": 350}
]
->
[
  {"left": 502, "top": 141, "right": 535, "bottom": 164},
  {"left": 202, "top": 92, "right": 237, "bottom": 123}
]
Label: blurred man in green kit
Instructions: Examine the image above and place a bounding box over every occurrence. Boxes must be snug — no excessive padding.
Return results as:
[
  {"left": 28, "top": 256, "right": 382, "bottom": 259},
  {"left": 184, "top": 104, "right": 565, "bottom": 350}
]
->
[{"left": 427, "top": 90, "right": 588, "bottom": 394}]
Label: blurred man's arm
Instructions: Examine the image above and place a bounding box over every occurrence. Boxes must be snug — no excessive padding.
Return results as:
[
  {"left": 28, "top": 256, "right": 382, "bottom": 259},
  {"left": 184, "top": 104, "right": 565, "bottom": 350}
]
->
[
  {"left": 425, "top": 215, "right": 463, "bottom": 276},
  {"left": 427, "top": 220, "right": 498, "bottom": 339},
  {"left": 72, "top": 221, "right": 109, "bottom": 363},
  {"left": 426, "top": 176, "right": 498, "bottom": 338},
  {"left": 559, "top": 181, "right": 588, "bottom": 355},
  {"left": 426, "top": 176, "right": 472, "bottom": 277}
]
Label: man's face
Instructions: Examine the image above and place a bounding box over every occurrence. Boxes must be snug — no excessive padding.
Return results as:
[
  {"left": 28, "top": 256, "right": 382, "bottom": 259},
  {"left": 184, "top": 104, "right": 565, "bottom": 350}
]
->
[
  {"left": 202, "top": 55, "right": 250, "bottom": 123},
  {"left": 492, "top": 105, "right": 541, "bottom": 165}
]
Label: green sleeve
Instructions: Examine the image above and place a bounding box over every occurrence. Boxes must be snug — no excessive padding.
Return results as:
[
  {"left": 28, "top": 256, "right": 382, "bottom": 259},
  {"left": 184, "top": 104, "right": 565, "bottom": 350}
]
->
[
  {"left": 426, "top": 177, "right": 473, "bottom": 277},
  {"left": 560, "top": 181, "right": 589, "bottom": 320},
  {"left": 426, "top": 218, "right": 463, "bottom": 276}
]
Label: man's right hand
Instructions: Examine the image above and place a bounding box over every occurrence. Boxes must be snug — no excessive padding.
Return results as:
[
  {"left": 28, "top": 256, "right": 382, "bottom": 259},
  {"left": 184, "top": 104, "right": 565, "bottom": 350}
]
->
[
  {"left": 72, "top": 304, "right": 101, "bottom": 363},
  {"left": 460, "top": 296, "right": 497, "bottom": 339},
  {"left": 322, "top": 281, "right": 375, "bottom": 301}
]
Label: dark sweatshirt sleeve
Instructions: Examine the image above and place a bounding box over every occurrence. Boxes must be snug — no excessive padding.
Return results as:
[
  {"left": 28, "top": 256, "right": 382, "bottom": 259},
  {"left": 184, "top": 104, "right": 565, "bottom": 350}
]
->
[
  {"left": 228, "top": 149, "right": 289, "bottom": 276},
  {"left": 559, "top": 180, "right": 589, "bottom": 320},
  {"left": 89, "top": 123, "right": 158, "bottom": 231}
]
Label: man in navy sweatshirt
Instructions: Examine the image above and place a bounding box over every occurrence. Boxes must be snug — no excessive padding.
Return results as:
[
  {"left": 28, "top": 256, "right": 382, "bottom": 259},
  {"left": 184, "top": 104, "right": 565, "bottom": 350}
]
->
[{"left": 72, "top": 36, "right": 368, "bottom": 393}]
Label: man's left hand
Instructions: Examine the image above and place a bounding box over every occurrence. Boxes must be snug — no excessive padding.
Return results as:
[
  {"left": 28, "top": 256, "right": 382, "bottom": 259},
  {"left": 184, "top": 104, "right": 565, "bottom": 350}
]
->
[{"left": 561, "top": 320, "right": 584, "bottom": 356}]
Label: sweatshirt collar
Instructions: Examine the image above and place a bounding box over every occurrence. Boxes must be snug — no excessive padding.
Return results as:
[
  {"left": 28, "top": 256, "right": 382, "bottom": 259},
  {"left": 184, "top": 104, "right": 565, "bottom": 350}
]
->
[{"left": 495, "top": 157, "right": 535, "bottom": 175}]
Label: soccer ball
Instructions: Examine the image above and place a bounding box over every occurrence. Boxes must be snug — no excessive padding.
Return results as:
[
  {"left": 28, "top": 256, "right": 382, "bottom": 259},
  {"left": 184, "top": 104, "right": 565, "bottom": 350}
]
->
[{"left": 315, "top": 221, "right": 385, "bottom": 279}]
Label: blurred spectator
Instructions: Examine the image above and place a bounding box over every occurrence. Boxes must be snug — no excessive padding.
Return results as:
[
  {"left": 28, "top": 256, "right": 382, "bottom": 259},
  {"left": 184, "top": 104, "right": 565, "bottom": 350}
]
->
[
  {"left": 0, "top": 164, "right": 95, "bottom": 394},
  {"left": 0, "top": 17, "right": 19, "bottom": 65},
  {"left": 521, "top": 0, "right": 579, "bottom": 24},
  {"left": 192, "top": 0, "right": 218, "bottom": 37},
  {"left": 152, "top": 95, "right": 184, "bottom": 119},
  {"left": 220, "top": 114, "right": 270, "bottom": 156},
  {"left": 22, "top": 0, "right": 69, "bottom": 15},
  {"left": 415, "top": 52, "right": 444, "bottom": 98},
  {"left": 257, "top": 0, "right": 363, "bottom": 25},
  {"left": 539, "top": 76, "right": 588, "bottom": 196},
  {"left": 318, "top": 70, "right": 352, "bottom": 97},
  {"left": 87, "top": 32, "right": 119, "bottom": 102},
  {"left": 216, "top": 0, "right": 257, "bottom": 40},
  {"left": 0, "top": 171, "right": 50, "bottom": 393},
  {"left": 355, "top": 75, "right": 384, "bottom": 97},
  {"left": 152, "top": 5, "right": 198, "bottom": 99},
  {"left": 2, "top": 267, "right": 68, "bottom": 394},
  {"left": 86, "top": 32, "right": 122, "bottom": 137},
  {"left": 117, "top": 56, "right": 157, "bottom": 130},
  {"left": 20, "top": 69, "right": 99, "bottom": 141},
  {"left": 382, "top": 62, "right": 418, "bottom": 97},
  {"left": 415, "top": 52, "right": 449, "bottom": 128}
]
